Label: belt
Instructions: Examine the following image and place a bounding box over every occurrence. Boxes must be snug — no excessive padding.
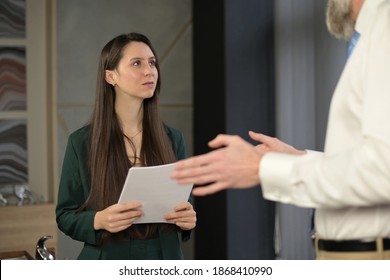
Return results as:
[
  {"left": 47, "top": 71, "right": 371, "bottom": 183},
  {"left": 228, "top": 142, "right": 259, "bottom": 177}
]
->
[{"left": 318, "top": 238, "right": 390, "bottom": 252}]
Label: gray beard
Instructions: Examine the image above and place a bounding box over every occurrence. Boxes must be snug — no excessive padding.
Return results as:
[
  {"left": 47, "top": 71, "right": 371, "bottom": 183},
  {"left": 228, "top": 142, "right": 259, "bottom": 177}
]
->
[{"left": 326, "top": 0, "right": 355, "bottom": 40}]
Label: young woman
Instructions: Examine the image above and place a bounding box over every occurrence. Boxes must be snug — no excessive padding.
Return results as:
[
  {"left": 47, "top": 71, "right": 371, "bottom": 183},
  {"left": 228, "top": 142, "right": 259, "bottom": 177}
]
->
[{"left": 56, "top": 32, "right": 196, "bottom": 260}]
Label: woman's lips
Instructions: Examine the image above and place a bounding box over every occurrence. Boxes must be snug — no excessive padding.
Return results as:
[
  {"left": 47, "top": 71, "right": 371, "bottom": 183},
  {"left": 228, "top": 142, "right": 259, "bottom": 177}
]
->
[{"left": 142, "top": 81, "right": 155, "bottom": 87}]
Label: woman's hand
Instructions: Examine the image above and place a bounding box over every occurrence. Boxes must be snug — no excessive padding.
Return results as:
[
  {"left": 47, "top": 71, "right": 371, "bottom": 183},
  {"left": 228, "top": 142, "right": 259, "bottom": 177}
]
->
[
  {"left": 164, "top": 201, "right": 196, "bottom": 230},
  {"left": 94, "top": 202, "right": 143, "bottom": 233}
]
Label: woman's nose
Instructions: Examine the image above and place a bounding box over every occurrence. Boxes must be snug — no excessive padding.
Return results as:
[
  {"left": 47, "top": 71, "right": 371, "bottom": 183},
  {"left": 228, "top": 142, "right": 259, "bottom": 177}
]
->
[{"left": 144, "top": 64, "right": 154, "bottom": 76}]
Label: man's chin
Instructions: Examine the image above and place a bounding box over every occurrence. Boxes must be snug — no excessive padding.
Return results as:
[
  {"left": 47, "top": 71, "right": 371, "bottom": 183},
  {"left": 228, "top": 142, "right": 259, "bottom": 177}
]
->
[{"left": 327, "top": 19, "right": 355, "bottom": 41}]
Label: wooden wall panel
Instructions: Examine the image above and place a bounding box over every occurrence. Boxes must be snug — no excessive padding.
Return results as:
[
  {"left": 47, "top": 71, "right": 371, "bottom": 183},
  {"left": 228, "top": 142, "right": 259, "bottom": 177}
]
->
[{"left": 0, "top": 203, "right": 57, "bottom": 258}]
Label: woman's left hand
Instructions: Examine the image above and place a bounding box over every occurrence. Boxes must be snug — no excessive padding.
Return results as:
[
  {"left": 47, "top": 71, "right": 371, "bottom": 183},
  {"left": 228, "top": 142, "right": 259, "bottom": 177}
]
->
[{"left": 164, "top": 201, "right": 196, "bottom": 230}]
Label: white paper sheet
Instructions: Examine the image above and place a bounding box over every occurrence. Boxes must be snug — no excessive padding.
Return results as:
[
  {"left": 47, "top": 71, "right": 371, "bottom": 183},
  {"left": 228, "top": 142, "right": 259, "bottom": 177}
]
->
[{"left": 118, "top": 163, "right": 193, "bottom": 224}]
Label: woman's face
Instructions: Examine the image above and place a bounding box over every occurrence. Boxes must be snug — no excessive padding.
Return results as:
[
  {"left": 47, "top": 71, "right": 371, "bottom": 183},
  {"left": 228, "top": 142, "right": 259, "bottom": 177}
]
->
[{"left": 110, "top": 41, "right": 158, "bottom": 101}]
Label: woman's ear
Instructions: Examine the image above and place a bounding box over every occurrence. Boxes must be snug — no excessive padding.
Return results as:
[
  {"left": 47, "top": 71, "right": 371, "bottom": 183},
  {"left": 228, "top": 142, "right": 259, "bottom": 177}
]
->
[{"left": 105, "top": 70, "right": 116, "bottom": 86}]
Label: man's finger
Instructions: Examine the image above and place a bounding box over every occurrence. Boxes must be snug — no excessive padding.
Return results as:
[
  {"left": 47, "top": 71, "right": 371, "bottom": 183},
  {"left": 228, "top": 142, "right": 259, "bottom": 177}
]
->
[
  {"left": 173, "top": 151, "right": 216, "bottom": 171},
  {"left": 192, "top": 182, "right": 229, "bottom": 196},
  {"left": 172, "top": 152, "right": 222, "bottom": 181},
  {"left": 175, "top": 172, "right": 217, "bottom": 185},
  {"left": 208, "top": 134, "right": 237, "bottom": 149},
  {"left": 248, "top": 131, "right": 273, "bottom": 145}
]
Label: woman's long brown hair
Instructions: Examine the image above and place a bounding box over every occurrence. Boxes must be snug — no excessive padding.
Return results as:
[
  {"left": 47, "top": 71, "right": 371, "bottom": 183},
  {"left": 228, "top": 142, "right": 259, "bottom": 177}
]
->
[{"left": 81, "top": 33, "right": 177, "bottom": 241}]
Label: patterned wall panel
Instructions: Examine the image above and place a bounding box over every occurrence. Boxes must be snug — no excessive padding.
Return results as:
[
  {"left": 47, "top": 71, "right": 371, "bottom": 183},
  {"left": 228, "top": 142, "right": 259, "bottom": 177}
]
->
[
  {"left": 0, "top": 119, "right": 27, "bottom": 184},
  {"left": 0, "top": 47, "right": 26, "bottom": 111},
  {"left": 0, "top": 0, "right": 26, "bottom": 38}
]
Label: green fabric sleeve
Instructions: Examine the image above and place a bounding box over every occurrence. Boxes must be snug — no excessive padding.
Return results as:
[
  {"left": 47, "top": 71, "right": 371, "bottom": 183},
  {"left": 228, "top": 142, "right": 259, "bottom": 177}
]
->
[{"left": 56, "top": 127, "right": 103, "bottom": 245}]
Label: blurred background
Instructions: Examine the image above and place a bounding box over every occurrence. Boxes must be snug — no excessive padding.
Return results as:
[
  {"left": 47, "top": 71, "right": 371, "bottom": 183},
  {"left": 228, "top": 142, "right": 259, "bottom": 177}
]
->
[{"left": 0, "top": 0, "right": 346, "bottom": 260}]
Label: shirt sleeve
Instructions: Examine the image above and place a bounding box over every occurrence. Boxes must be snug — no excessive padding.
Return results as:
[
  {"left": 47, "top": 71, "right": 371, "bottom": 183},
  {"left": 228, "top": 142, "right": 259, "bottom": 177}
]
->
[
  {"left": 55, "top": 134, "right": 103, "bottom": 245},
  {"left": 260, "top": 141, "right": 389, "bottom": 209},
  {"left": 260, "top": 10, "right": 390, "bottom": 209}
]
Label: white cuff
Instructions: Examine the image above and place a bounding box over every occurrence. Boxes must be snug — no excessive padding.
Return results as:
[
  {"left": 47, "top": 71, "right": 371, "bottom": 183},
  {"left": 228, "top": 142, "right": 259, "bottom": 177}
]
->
[{"left": 260, "top": 152, "right": 300, "bottom": 203}]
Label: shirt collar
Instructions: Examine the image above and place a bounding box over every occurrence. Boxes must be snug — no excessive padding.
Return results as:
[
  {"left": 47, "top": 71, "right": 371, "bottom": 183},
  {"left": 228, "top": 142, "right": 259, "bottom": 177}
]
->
[{"left": 355, "top": 0, "right": 387, "bottom": 35}]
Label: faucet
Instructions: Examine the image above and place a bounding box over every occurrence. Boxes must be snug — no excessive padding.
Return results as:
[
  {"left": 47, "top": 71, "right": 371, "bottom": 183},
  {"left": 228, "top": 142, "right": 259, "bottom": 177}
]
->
[{"left": 36, "top": 235, "right": 55, "bottom": 260}]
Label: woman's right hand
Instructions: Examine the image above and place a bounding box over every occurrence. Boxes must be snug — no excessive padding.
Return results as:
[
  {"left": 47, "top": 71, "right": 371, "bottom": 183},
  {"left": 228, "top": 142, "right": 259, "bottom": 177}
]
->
[{"left": 94, "top": 202, "right": 143, "bottom": 233}]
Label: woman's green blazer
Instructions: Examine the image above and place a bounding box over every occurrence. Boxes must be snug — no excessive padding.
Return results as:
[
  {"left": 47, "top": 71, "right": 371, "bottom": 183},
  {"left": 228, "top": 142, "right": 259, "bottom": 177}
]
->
[{"left": 56, "top": 125, "right": 192, "bottom": 259}]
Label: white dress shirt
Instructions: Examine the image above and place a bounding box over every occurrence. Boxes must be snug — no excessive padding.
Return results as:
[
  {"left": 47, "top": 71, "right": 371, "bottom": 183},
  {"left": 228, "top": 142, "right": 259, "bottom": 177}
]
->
[{"left": 260, "top": 0, "right": 390, "bottom": 240}]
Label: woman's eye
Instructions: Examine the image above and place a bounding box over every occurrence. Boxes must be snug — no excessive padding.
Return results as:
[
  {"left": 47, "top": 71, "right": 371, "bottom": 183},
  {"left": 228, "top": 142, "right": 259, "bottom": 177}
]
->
[
  {"left": 132, "top": 60, "right": 141, "bottom": 66},
  {"left": 149, "top": 60, "right": 156, "bottom": 67}
]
